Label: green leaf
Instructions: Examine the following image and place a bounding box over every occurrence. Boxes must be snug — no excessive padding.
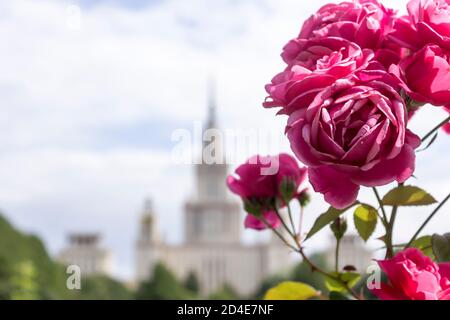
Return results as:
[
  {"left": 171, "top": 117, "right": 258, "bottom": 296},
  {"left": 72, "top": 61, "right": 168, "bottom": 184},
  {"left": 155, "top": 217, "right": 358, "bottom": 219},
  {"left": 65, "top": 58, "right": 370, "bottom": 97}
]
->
[
  {"left": 325, "top": 272, "right": 361, "bottom": 293},
  {"left": 329, "top": 291, "right": 351, "bottom": 300},
  {"left": 382, "top": 185, "right": 437, "bottom": 206},
  {"left": 306, "top": 204, "right": 356, "bottom": 240},
  {"left": 411, "top": 235, "right": 434, "bottom": 259},
  {"left": 330, "top": 217, "right": 347, "bottom": 240},
  {"left": 264, "top": 281, "right": 319, "bottom": 300},
  {"left": 432, "top": 233, "right": 450, "bottom": 262},
  {"left": 243, "top": 199, "right": 262, "bottom": 217},
  {"left": 353, "top": 204, "right": 378, "bottom": 242}
]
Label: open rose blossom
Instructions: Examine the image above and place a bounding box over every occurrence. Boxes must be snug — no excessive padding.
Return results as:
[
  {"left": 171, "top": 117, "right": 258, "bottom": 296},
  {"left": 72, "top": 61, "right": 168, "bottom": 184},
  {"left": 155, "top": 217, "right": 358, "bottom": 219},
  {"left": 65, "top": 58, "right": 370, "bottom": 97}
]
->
[
  {"left": 227, "top": 154, "right": 307, "bottom": 230},
  {"left": 390, "top": 0, "right": 450, "bottom": 50},
  {"left": 286, "top": 67, "right": 421, "bottom": 209},
  {"left": 372, "top": 248, "right": 450, "bottom": 300},
  {"left": 390, "top": 45, "right": 450, "bottom": 106},
  {"left": 298, "top": 0, "right": 395, "bottom": 50},
  {"left": 264, "top": 37, "right": 373, "bottom": 115}
]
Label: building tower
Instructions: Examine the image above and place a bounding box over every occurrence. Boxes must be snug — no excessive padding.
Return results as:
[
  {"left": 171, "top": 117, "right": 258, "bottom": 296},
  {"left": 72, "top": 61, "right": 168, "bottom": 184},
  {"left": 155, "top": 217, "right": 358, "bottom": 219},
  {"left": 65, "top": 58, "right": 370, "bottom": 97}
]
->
[
  {"left": 184, "top": 82, "right": 241, "bottom": 244},
  {"left": 57, "top": 233, "right": 112, "bottom": 277},
  {"left": 134, "top": 81, "right": 294, "bottom": 296},
  {"left": 135, "top": 198, "right": 162, "bottom": 281}
]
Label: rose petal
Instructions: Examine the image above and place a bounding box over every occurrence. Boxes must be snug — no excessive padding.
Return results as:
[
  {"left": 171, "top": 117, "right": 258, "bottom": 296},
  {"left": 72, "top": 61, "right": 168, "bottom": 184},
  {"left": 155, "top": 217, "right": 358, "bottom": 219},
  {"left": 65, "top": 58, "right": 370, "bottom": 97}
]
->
[{"left": 308, "top": 166, "right": 360, "bottom": 209}]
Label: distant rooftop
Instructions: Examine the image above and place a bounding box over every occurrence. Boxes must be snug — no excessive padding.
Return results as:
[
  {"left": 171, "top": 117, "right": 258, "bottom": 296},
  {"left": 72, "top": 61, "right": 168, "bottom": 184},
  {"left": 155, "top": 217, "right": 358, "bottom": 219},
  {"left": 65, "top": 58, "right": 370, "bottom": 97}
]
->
[{"left": 68, "top": 233, "right": 101, "bottom": 246}]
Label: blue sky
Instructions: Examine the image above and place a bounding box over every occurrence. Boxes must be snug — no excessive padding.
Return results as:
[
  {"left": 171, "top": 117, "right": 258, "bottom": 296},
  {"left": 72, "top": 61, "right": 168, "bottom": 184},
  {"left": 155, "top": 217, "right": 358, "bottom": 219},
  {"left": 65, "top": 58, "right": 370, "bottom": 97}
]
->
[{"left": 0, "top": 0, "right": 448, "bottom": 280}]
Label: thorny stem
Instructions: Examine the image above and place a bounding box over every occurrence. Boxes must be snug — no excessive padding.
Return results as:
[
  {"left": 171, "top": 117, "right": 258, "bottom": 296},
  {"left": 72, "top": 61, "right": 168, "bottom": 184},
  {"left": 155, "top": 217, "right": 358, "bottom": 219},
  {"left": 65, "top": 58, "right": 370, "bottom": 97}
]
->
[
  {"left": 421, "top": 115, "right": 450, "bottom": 143},
  {"left": 261, "top": 217, "right": 297, "bottom": 252},
  {"left": 385, "top": 205, "right": 398, "bottom": 259},
  {"left": 286, "top": 201, "right": 297, "bottom": 237},
  {"left": 268, "top": 207, "right": 362, "bottom": 300},
  {"left": 405, "top": 192, "right": 450, "bottom": 249},
  {"left": 298, "top": 205, "right": 305, "bottom": 243},
  {"left": 372, "top": 187, "right": 388, "bottom": 226},
  {"left": 385, "top": 183, "right": 403, "bottom": 259},
  {"left": 295, "top": 246, "right": 361, "bottom": 300},
  {"left": 274, "top": 207, "right": 296, "bottom": 239}
]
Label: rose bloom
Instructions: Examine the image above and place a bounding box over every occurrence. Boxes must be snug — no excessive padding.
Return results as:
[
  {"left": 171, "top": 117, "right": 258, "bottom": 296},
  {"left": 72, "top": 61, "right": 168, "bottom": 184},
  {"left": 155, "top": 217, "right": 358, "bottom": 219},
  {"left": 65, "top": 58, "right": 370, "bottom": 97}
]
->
[
  {"left": 390, "top": 45, "right": 450, "bottom": 106},
  {"left": 372, "top": 248, "right": 450, "bottom": 300},
  {"left": 390, "top": 0, "right": 450, "bottom": 50},
  {"left": 244, "top": 211, "right": 281, "bottom": 230},
  {"left": 299, "top": 0, "right": 395, "bottom": 50},
  {"left": 286, "top": 66, "right": 420, "bottom": 209},
  {"left": 264, "top": 37, "right": 373, "bottom": 115},
  {"left": 227, "top": 153, "right": 307, "bottom": 230}
]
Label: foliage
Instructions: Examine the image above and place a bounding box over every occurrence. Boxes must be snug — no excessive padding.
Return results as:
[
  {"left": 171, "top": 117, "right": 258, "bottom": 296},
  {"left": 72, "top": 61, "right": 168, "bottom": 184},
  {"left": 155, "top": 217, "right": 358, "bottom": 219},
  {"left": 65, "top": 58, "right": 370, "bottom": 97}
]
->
[
  {"left": 184, "top": 271, "right": 200, "bottom": 294},
  {"left": 72, "top": 275, "right": 132, "bottom": 300},
  {"left": 264, "top": 281, "right": 319, "bottom": 300},
  {"left": 382, "top": 186, "right": 437, "bottom": 207},
  {"left": 208, "top": 284, "right": 240, "bottom": 300},
  {"left": 135, "top": 263, "right": 196, "bottom": 300},
  {"left": 432, "top": 233, "right": 450, "bottom": 262},
  {"left": 353, "top": 204, "right": 378, "bottom": 242},
  {"left": 0, "top": 213, "right": 130, "bottom": 300},
  {"left": 306, "top": 206, "right": 354, "bottom": 240}
]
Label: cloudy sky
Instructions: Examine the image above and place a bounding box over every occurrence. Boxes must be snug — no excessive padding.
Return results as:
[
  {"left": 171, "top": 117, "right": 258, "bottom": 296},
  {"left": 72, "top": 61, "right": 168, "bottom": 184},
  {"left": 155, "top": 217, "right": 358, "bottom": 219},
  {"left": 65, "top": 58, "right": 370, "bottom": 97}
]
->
[{"left": 0, "top": 0, "right": 448, "bottom": 280}]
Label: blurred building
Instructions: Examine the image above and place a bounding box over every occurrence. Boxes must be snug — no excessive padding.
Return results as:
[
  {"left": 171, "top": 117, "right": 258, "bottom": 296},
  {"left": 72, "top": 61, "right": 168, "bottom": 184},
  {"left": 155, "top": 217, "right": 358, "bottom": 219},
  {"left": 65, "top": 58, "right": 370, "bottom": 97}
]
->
[
  {"left": 135, "top": 88, "right": 294, "bottom": 296},
  {"left": 57, "top": 233, "right": 113, "bottom": 276},
  {"left": 324, "top": 234, "right": 373, "bottom": 273}
]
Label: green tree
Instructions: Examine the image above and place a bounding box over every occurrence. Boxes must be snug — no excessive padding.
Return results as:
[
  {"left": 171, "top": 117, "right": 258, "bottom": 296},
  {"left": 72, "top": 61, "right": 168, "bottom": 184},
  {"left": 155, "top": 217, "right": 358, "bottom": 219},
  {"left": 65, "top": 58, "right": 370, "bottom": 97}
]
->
[
  {"left": 252, "top": 275, "right": 287, "bottom": 299},
  {"left": 0, "top": 256, "right": 12, "bottom": 300},
  {"left": 0, "top": 213, "right": 132, "bottom": 300},
  {"left": 208, "top": 284, "right": 240, "bottom": 300},
  {"left": 135, "top": 263, "right": 195, "bottom": 300},
  {"left": 71, "top": 275, "right": 132, "bottom": 300},
  {"left": 10, "top": 260, "right": 39, "bottom": 300},
  {"left": 184, "top": 271, "right": 200, "bottom": 294}
]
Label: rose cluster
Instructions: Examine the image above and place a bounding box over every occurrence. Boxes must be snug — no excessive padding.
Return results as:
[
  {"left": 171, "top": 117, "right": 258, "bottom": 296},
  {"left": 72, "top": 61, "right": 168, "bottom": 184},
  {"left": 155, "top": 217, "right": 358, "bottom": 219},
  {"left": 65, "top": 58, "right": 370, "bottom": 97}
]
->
[{"left": 263, "top": 0, "right": 450, "bottom": 209}]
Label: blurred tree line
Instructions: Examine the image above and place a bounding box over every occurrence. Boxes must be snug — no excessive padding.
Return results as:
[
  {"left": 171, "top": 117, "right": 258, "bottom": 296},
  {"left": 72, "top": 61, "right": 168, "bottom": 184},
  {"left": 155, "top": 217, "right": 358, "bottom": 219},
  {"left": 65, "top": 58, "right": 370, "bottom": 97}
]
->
[
  {"left": 0, "top": 214, "right": 131, "bottom": 300},
  {"left": 0, "top": 213, "right": 336, "bottom": 300}
]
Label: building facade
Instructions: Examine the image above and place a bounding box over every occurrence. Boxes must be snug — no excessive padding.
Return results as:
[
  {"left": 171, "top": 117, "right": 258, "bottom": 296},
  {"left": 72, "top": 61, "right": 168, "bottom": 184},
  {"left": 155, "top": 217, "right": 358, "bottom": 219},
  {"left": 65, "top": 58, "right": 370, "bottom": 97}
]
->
[
  {"left": 57, "top": 233, "right": 113, "bottom": 277},
  {"left": 135, "top": 90, "right": 294, "bottom": 296}
]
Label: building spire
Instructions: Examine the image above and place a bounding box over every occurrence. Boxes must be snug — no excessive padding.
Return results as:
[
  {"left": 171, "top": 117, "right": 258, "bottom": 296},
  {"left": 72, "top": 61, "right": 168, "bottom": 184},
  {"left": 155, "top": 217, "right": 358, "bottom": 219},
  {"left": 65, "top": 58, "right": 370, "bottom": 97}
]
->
[{"left": 207, "top": 77, "right": 217, "bottom": 129}]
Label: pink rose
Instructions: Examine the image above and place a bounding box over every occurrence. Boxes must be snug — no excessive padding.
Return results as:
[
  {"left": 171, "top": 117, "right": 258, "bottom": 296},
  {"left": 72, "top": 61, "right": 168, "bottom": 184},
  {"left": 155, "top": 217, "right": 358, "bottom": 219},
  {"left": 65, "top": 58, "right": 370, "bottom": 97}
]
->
[
  {"left": 286, "top": 67, "right": 420, "bottom": 209},
  {"left": 372, "top": 248, "right": 450, "bottom": 300},
  {"left": 399, "top": 0, "right": 450, "bottom": 50},
  {"left": 227, "top": 153, "right": 307, "bottom": 201},
  {"left": 299, "top": 0, "right": 395, "bottom": 50},
  {"left": 227, "top": 154, "right": 307, "bottom": 230},
  {"left": 390, "top": 45, "right": 450, "bottom": 106},
  {"left": 264, "top": 37, "right": 373, "bottom": 115},
  {"left": 244, "top": 211, "right": 281, "bottom": 230}
]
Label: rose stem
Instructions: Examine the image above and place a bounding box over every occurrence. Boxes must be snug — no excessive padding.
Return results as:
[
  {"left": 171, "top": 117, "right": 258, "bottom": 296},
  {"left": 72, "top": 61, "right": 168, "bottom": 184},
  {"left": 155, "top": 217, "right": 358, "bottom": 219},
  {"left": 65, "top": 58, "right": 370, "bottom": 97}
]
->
[
  {"left": 286, "top": 201, "right": 297, "bottom": 236},
  {"left": 372, "top": 187, "right": 388, "bottom": 226},
  {"left": 404, "top": 192, "right": 450, "bottom": 249},
  {"left": 421, "top": 115, "right": 450, "bottom": 143},
  {"left": 335, "top": 238, "right": 341, "bottom": 273}
]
